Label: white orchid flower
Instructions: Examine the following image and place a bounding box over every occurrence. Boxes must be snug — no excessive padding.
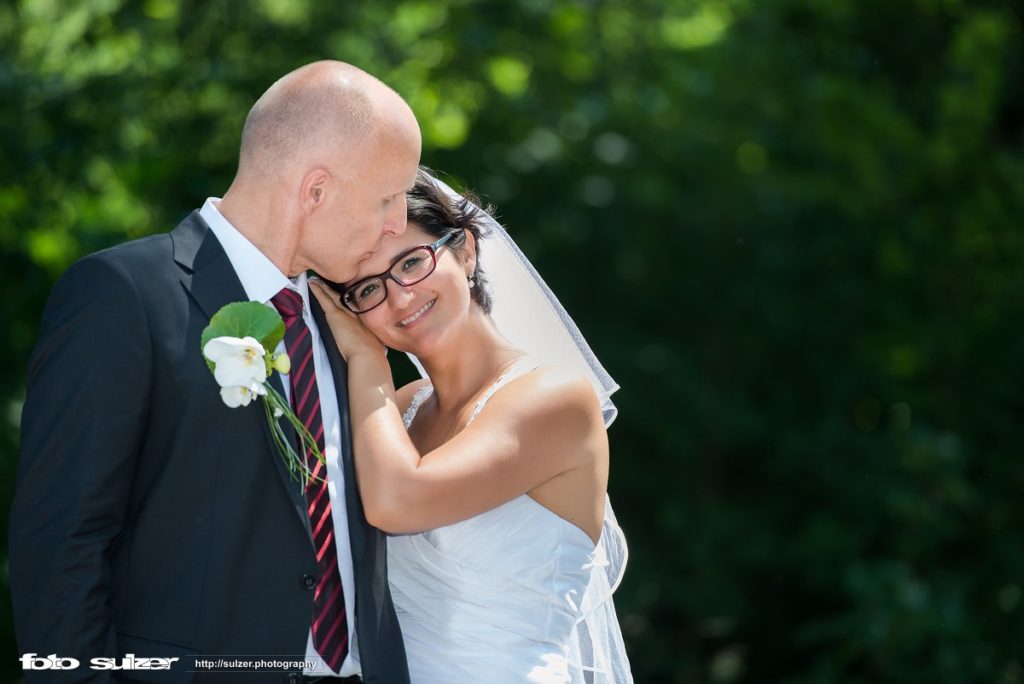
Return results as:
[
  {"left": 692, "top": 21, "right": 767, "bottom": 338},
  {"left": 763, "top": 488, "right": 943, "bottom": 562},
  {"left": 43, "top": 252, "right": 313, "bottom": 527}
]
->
[
  {"left": 203, "top": 336, "right": 268, "bottom": 389},
  {"left": 219, "top": 382, "right": 267, "bottom": 408}
]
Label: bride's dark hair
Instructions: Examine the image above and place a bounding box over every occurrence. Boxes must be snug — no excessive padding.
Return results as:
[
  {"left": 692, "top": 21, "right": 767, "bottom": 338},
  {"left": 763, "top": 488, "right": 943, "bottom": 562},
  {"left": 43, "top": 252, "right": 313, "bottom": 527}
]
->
[{"left": 406, "top": 166, "right": 494, "bottom": 314}]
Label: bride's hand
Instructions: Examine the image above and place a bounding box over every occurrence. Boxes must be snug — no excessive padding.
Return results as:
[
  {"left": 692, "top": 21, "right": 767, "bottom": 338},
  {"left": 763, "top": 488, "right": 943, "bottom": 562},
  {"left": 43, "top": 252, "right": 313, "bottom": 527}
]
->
[{"left": 309, "top": 279, "right": 387, "bottom": 362}]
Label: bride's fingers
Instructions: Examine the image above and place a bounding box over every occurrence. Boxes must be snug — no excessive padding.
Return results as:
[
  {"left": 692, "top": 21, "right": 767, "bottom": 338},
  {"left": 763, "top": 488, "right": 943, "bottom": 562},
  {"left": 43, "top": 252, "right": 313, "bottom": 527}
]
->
[{"left": 309, "top": 279, "right": 344, "bottom": 312}]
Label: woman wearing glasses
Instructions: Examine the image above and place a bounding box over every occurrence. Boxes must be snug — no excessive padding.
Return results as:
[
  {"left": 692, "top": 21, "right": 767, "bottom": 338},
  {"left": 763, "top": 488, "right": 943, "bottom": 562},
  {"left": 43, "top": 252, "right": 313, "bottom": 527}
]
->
[{"left": 310, "top": 168, "right": 631, "bottom": 683}]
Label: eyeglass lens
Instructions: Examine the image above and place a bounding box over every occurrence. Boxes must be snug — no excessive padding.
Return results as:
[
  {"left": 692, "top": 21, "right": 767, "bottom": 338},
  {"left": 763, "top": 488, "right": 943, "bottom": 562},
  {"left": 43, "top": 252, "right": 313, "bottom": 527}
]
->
[{"left": 345, "top": 246, "right": 436, "bottom": 312}]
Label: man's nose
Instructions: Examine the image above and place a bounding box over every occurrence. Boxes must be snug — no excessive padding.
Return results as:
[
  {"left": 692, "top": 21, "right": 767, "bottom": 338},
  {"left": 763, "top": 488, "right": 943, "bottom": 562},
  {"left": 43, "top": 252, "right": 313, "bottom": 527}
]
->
[{"left": 382, "top": 196, "right": 408, "bottom": 238}]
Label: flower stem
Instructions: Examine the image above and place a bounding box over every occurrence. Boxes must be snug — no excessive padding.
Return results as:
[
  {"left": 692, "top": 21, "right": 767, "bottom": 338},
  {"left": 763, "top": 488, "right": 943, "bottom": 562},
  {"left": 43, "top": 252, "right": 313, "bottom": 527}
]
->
[{"left": 262, "top": 384, "right": 324, "bottom": 485}]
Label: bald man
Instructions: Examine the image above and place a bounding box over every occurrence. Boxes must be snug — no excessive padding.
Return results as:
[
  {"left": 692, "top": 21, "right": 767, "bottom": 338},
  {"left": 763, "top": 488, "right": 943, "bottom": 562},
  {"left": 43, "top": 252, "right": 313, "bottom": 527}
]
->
[{"left": 11, "top": 62, "right": 419, "bottom": 683}]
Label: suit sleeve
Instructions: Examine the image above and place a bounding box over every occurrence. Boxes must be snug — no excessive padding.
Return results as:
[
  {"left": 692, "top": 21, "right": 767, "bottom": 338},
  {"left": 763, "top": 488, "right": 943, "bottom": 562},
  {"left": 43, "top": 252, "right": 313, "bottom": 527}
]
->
[{"left": 9, "top": 252, "right": 152, "bottom": 680}]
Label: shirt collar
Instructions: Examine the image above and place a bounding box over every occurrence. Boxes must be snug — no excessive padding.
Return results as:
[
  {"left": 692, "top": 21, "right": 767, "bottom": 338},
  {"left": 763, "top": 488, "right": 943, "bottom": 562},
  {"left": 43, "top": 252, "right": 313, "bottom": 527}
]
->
[{"left": 199, "top": 197, "right": 308, "bottom": 308}]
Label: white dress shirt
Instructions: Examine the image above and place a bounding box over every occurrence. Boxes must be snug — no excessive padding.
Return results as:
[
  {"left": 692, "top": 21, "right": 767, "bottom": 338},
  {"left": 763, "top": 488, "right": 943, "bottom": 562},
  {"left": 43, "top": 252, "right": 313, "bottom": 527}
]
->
[{"left": 200, "top": 199, "right": 360, "bottom": 677}]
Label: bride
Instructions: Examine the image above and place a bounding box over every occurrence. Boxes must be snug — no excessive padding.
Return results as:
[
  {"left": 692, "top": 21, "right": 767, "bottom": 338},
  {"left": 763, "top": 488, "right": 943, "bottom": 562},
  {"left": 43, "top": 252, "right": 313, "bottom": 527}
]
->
[{"left": 310, "top": 168, "right": 632, "bottom": 683}]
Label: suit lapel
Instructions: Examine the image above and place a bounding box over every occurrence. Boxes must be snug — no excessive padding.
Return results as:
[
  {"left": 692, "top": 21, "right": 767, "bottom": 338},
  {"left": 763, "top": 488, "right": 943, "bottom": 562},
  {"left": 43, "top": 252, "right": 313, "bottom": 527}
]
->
[
  {"left": 172, "top": 212, "right": 312, "bottom": 543},
  {"left": 310, "top": 295, "right": 367, "bottom": 571}
]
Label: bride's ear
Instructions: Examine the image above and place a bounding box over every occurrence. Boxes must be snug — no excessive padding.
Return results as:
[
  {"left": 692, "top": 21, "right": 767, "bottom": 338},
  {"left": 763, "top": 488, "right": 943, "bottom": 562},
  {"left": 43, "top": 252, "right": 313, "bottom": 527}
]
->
[{"left": 461, "top": 231, "right": 478, "bottom": 277}]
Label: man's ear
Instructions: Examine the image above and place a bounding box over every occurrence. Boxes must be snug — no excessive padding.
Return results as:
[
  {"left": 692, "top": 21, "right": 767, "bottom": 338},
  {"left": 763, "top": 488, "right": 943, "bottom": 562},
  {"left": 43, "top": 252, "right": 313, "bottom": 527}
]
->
[{"left": 300, "top": 168, "right": 331, "bottom": 214}]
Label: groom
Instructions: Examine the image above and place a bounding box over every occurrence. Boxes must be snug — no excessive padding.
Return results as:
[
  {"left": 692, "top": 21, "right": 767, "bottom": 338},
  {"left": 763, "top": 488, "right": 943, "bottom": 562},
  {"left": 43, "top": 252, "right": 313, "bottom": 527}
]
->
[{"left": 9, "top": 61, "right": 419, "bottom": 683}]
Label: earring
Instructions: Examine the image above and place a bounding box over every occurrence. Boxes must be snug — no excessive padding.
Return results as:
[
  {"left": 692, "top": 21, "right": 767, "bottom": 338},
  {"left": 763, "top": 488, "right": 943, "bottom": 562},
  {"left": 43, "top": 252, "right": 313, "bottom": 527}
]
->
[{"left": 468, "top": 275, "right": 476, "bottom": 289}]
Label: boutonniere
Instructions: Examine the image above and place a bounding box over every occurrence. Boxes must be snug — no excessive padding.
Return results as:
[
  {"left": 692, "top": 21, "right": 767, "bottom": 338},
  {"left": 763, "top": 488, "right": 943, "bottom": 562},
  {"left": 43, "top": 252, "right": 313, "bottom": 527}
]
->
[{"left": 200, "top": 301, "right": 324, "bottom": 483}]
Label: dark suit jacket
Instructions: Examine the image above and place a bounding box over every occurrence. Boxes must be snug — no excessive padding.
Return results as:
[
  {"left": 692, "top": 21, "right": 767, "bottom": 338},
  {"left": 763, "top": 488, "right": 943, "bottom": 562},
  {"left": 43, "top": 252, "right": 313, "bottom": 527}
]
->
[{"left": 9, "top": 212, "right": 409, "bottom": 683}]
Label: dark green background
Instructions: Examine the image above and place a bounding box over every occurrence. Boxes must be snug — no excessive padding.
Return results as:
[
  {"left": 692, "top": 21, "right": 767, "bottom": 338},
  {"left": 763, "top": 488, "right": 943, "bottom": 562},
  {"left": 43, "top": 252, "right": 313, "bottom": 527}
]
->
[{"left": 2, "top": 1, "right": 1023, "bottom": 682}]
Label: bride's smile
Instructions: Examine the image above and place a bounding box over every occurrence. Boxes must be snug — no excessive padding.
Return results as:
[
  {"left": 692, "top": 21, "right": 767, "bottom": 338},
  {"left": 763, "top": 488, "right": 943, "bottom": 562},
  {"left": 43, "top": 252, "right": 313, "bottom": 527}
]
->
[{"left": 395, "top": 298, "right": 437, "bottom": 328}]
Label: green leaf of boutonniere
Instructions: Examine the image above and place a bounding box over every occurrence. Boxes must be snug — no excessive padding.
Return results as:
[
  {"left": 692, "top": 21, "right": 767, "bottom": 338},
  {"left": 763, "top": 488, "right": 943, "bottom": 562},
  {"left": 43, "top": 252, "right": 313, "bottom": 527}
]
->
[{"left": 200, "top": 301, "right": 285, "bottom": 372}]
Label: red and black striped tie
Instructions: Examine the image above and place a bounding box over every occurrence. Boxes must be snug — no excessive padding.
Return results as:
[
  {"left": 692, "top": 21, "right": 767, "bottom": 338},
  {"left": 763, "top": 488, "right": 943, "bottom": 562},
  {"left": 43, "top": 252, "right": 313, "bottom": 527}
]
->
[{"left": 271, "top": 288, "right": 348, "bottom": 673}]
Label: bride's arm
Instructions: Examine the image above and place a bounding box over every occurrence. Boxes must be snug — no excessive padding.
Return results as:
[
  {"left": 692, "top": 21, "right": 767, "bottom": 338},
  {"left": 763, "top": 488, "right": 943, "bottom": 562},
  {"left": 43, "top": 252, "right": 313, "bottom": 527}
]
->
[
  {"left": 344, "top": 346, "right": 605, "bottom": 534},
  {"left": 309, "top": 278, "right": 604, "bottom": 533}
]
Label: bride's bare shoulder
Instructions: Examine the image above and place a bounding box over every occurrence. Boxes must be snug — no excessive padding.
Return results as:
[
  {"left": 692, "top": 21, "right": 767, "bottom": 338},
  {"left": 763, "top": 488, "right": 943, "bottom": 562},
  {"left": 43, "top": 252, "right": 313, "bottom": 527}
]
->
[
  {"left": 488, "top": 365, "right": 604, "bottom": 435},
  {"left": 479, "top": 365, "right": 607, "bottom": 470}
]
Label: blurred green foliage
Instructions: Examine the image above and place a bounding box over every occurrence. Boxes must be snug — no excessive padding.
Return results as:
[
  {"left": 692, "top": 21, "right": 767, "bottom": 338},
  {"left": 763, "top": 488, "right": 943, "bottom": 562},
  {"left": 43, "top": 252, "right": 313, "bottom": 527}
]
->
[{"left": 2, "top": 0, "right": 1023, "bottom": 682}]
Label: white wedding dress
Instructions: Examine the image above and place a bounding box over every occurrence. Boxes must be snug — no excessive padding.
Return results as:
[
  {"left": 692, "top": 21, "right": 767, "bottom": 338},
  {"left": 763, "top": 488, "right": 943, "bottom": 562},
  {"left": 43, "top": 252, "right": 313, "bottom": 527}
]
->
[{"left": 387, "top": 363, "right": 632, "bottom": 683}]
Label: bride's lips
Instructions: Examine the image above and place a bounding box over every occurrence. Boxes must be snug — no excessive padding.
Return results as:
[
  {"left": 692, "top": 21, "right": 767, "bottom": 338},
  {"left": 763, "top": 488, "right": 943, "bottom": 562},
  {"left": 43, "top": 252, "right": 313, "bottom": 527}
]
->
[{"left": 395, "top": 298, "right": 436, "bottom": 329}]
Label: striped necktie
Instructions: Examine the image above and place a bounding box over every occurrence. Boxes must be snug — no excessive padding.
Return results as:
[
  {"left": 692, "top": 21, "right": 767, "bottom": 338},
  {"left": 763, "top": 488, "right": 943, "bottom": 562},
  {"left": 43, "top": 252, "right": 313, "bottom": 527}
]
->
[{"left": 271, "top": 288, "right": 348, "bottom": 672}]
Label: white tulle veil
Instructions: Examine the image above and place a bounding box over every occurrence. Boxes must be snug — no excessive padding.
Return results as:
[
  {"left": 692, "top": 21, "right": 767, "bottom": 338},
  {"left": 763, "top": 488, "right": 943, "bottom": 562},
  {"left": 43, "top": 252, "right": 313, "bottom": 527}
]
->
[{"left": 407, "top": 174, "right": 633, "bottom": 682}]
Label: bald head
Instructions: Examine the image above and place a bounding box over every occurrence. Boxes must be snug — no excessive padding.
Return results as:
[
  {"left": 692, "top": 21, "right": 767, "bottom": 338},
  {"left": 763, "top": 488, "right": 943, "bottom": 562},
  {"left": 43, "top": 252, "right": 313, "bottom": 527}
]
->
[
  {"left": 218, "top": 61, "right": 421, "bottom": 282},
  {"left": 237, "top": 60, "right": 414, "bottom": 182}
]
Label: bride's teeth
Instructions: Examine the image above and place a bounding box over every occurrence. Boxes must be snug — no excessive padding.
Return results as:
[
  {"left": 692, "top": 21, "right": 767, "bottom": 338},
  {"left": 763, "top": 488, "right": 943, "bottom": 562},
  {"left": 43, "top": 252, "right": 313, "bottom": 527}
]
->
[{"left": 399, "top": 300, "right": 434, "bottom": 327}]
